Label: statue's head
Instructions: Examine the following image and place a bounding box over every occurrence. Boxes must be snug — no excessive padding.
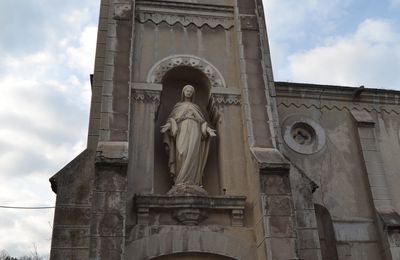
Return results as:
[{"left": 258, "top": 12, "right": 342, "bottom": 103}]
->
[{"left": 181, "top": 85, "right": 195, "bottom": 101}]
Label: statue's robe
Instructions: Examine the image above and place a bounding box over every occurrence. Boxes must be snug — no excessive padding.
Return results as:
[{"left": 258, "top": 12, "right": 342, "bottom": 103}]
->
[{"left": 163, "top": 101, "right": 211, "bottom": 186}]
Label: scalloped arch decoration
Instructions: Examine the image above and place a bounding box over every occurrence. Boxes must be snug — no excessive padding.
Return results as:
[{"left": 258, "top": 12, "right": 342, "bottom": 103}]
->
[{"left": 146, "top": 55, "right": 226, "bottom": 88}]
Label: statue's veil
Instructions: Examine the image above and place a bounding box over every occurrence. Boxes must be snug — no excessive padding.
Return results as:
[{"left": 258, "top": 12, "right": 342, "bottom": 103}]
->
[{"left": 180, "top": 85, "right": 196, "bottom": 102}]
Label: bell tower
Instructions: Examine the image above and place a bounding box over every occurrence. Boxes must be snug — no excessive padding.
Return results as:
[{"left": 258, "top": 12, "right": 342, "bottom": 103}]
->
[{"left": 50, "top": 0, "right": 302, "bottom": 259}]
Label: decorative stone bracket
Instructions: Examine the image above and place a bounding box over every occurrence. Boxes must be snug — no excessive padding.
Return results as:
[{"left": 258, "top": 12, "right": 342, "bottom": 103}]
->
[
  {"left": 113, "top": 2, "right": 132, "bottom": 21},
  {"left": 135, "top": 194, "right": 246, "bottom": 227}
]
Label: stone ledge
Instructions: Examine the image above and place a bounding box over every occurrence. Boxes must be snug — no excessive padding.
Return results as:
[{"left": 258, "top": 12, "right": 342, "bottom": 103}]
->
[
  {"left": 351, "top": 110, "right": 375, "bottom": 127},
  {"left": 96, "top": 141, "right": 128, "bottom": 164},
  {"left": 135, "top": 194, "right": 246, "bottom": 226},
  {"left": 377, "top": 208, "right": 400, "bottom": 231},
  {"left": 250, "top": 147, "right": 290, "bottom": 171}
]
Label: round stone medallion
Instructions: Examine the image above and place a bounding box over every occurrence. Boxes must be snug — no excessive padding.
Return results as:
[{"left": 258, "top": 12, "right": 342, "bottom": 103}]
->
[{"left": 282, "top": 115, "right": 326, "bottom": 155}]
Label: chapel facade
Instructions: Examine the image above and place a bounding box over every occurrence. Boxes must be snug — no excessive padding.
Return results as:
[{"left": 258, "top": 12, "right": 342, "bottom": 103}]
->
[{"left": 49, "top": 0, "right": 400, "bottom": 259}]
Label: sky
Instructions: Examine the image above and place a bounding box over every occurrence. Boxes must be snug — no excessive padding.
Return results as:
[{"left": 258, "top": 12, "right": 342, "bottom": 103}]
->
[{"left": 0, "top": 0, "right": 400, "bottom": 257}]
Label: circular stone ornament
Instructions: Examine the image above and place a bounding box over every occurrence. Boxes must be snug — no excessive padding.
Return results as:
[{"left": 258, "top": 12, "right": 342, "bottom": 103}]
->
[{"left": 282, "top": 115, "right": 326, "bottom": 155}]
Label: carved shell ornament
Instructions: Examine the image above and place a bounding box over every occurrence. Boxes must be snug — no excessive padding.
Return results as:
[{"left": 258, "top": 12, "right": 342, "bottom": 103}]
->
[{"left": 147, "top": 55, "right": 226, "bottom": 88}]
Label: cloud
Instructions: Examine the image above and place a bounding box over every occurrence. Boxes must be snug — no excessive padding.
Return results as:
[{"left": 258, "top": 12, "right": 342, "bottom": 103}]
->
[
  {"left": 262, "top": 0, "right": 354, "bottom": 81},
  {"left": 390, "top": 0, "right": 400, "bottom": 7},
  {"left": 263, "top": 0, "right": 352, "bottom": 40},
  {"left": 288, "top": 19, "right": 400, "bottom": 89},
  {"left": 0, "top": 1, "right": 98, "bottom": 257}
]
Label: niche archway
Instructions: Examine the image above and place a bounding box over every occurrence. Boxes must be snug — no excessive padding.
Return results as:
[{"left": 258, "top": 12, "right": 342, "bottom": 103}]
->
[
  {"left": 315, "top": 204, "right": 339, "bottom": 260},
  {"left": 147, "top": 54, "right": 226, "bottom": 88},
  {"left": 152, "top": 253, "right": 234, "bottom": 260},
  {"left": 152, "top": 57, "right": 223, "bottom": 195}
]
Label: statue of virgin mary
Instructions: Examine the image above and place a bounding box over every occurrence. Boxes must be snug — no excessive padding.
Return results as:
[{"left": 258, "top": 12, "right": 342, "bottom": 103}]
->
[{"left": 161, "top": 85, "right": 216, "bottom": 195}]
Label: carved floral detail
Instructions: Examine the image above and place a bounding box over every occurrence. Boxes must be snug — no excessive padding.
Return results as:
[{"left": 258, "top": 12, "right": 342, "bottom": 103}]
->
[
  {"left": 208, "top": 93, "right": 241, "bottom": 125},
  {"left": 173, "top": 208, "right": 208, "bottom": 225},
  {"left": 132, "top": 90, "right": 161, "bottom": 104},
  {"left": 211, "top": 93, "right": 241, "bottom": 105}
]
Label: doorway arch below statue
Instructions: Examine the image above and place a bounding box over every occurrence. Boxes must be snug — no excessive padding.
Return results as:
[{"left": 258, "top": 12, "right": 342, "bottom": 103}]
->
[
  {"left": 152, "top": 252, "right": 234, "bottom": 260},
  {"left": 125, "top": 229, "right": 256, "bottom": 260}
]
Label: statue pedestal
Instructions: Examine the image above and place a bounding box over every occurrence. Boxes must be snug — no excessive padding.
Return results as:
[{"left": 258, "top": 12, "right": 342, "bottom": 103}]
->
[
  {"left": 135, "top": 194, "right": 246, "bottom": 226},
  {"left": 167, "top": 184, "right": 208, "bottom": 196}
]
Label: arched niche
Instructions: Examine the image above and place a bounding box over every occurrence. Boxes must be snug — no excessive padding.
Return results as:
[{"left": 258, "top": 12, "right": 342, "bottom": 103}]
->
[
  {"left": 153, "top": 62, "right": 220, "bottom": 195},
  {"left": 315, "top": 204, "right": 339, "bottom": 260}
]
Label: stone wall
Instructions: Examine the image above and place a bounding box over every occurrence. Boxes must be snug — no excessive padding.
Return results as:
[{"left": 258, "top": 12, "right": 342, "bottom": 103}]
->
[{"left": 276, "top": 82, "right": 400, "bottom": 260}]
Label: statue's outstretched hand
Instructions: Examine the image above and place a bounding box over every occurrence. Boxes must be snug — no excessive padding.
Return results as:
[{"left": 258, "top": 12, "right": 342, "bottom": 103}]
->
[
  {"left": 161, "top": 123, "right": 171, "bottom": 133},
  {"left": 207, "top": 127, "right": 217, "bottom": 137},
  {"left": 201, "top": 122, "right": 207, "bottom": 137}
]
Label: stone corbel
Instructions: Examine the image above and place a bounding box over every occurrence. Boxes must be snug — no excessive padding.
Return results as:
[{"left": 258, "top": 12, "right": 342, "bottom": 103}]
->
[
  {"left": 240, "top": 15, "right": 258, "bottom": 31},
  {"left": 113, "top": 2, "right": 132, "bottom": 21},
  {"left": 207, "top": 87, "right": 241, "bottom": 125}
]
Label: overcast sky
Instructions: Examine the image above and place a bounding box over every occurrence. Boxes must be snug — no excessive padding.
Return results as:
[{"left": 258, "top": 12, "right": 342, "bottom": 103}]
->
[{"left": 0, "top": 0, "right": 399, "bottom": 257}]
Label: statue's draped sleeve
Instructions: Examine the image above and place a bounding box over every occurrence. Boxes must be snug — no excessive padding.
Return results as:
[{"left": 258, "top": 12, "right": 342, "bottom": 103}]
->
[{"left": 163, "top": 117, "right": 177, "bottom": 176}]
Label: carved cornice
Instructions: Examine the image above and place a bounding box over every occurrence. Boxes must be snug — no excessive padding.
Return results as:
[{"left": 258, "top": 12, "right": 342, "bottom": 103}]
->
[
  {"left": 136, "top": 12, "right": 234, "bottom": 29},
  {"left": 277, "top": 102, "right": 400, "bottom": 115},
  {"left": 275, "top": 81, "right": 400, "bottom": 105},
  {"left": 276, "top": 81, "right": 400, "bottom": 115},
  {"left": 136, "top": 1, "right": 234, "bottom": 29}
]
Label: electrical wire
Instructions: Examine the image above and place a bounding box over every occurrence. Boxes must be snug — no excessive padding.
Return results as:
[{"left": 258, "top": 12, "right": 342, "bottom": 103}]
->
[{"left": 0, "top": 205, "right": 55, "bottom": 209}]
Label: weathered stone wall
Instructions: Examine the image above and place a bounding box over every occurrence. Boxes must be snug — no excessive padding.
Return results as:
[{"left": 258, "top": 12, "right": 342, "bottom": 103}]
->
[
  {"left": 49, "top": 150, "right": 94, "bottom": 259},
  {"left": 276, "top": 82, "right": 400, "bottom": 260}
]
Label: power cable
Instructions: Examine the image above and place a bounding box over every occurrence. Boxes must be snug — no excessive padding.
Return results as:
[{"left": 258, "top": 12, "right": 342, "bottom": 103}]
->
[{"left": 0, "top": 205, "right": 55, "bottom": 209}]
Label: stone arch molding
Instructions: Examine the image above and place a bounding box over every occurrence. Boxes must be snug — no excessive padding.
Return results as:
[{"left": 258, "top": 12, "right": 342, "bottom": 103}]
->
[
  {"left": 147, "top": 55, "right": 226, "bottom": 88},
  {"left": 126, "top": 230, "right": 256, "bottom": 260}
]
